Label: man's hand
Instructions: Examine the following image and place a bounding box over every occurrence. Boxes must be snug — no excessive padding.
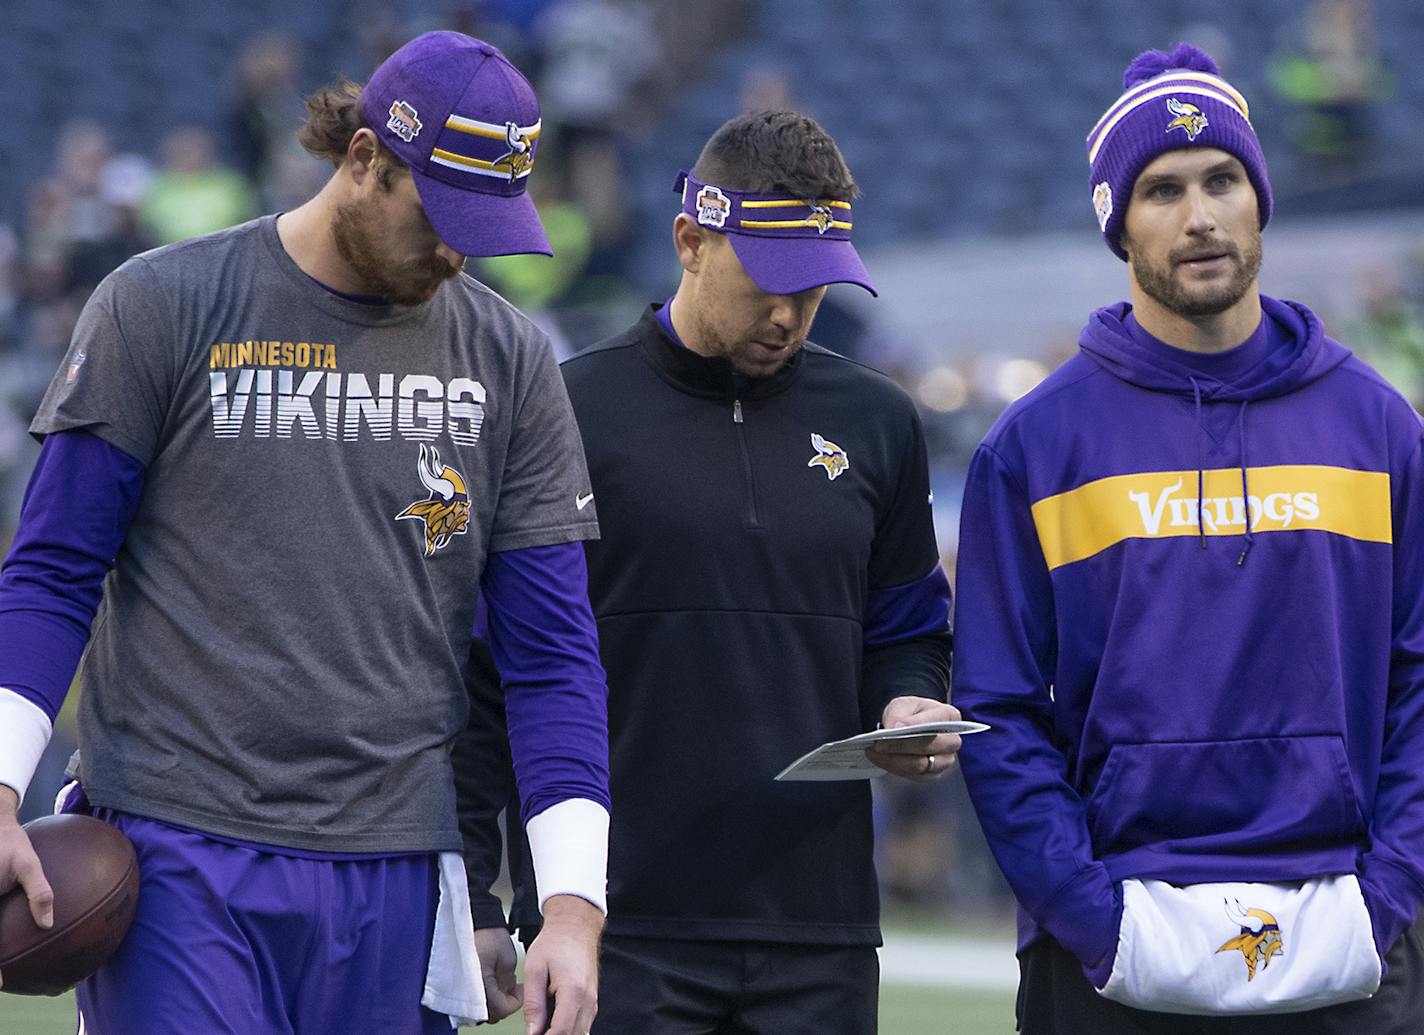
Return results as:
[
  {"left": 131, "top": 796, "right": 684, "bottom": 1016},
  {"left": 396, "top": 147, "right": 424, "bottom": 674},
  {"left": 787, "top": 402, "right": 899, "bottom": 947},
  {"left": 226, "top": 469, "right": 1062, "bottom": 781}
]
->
[
  {"left": 0, "top": 786, "right": 54, "bottom": 992},
  {"left": 522, "top": 893, "right": 602, "bottom": 1035},
  {"left": 865, "top": 696, "right": 963, "bottom": 783},
  {"left": 474, "top": 926, "right": 523, "bottom": 1022}
]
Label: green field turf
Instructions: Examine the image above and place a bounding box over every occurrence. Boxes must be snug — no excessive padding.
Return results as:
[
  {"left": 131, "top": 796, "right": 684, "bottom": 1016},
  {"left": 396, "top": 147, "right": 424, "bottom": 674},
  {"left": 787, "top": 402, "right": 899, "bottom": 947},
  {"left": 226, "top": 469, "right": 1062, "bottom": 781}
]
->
[{"left": 0, "top": 982, "right": 1021, "bottom": 1033}]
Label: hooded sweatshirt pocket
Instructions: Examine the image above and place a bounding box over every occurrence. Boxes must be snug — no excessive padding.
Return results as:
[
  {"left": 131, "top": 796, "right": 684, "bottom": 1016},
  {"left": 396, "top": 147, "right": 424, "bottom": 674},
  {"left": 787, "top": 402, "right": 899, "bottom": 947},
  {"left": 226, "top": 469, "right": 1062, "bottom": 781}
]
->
[{"left": 1086, "top": 736, "right": 1365, "bottom": 856}]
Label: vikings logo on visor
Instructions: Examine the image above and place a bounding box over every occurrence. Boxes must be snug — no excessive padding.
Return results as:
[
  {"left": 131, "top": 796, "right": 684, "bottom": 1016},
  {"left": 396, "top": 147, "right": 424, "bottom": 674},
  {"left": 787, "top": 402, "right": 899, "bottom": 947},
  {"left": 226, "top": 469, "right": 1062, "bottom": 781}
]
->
[{"left": 675, "top": 171, "right": 876, "bottom": 296}]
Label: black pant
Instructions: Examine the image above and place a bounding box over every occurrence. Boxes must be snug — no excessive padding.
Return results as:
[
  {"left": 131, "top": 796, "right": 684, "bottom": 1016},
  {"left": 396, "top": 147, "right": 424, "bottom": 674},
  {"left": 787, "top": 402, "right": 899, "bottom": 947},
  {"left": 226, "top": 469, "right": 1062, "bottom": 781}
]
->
[
  {"left": 1017, "top": 915, "right": 1424, "bottom": 1034},
  {"left": 592, "top": 935, "right": 879, "bottom": 1035}
]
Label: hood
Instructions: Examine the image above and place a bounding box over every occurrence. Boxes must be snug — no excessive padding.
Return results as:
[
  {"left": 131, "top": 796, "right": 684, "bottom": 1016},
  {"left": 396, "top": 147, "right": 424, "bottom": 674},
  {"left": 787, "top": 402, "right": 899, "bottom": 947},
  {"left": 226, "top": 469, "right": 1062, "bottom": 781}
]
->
[{"left": 1078, "top": 296, "right": 1351, "bottom": 402}]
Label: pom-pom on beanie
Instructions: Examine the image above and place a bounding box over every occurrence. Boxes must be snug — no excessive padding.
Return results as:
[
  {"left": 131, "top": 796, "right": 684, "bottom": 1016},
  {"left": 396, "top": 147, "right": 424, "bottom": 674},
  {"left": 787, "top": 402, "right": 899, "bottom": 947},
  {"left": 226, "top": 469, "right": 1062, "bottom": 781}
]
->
[{"left": 1086, "top": 43, "right": 1271, "bottom": 261}]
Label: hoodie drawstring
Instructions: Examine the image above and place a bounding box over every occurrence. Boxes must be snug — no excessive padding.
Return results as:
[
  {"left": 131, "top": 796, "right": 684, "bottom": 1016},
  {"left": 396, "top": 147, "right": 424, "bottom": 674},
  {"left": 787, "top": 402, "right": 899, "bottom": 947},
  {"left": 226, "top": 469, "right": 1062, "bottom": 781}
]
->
[
  {"left": 1190, "top": 378, "right": 1254, "bottom": 565},
  {"left": 1191, "top": 377, "right": 1207, "bottom": 550},
  {"left": 1237, "top": 400, "right": 1253, "bottom": 566}
]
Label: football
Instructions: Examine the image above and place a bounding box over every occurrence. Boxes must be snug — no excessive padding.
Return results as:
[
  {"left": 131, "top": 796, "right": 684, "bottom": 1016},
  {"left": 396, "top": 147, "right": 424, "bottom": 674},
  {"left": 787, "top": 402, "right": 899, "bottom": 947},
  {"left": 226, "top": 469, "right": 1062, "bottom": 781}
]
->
[{"left": 0, "top": 814, "right": 140, "bottom": 996}]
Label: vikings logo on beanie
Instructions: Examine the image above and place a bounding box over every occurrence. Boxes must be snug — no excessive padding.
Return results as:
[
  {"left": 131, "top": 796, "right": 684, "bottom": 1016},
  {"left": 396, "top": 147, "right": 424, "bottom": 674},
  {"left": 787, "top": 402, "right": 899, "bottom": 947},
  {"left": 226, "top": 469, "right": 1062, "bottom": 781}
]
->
[{"left": 1086, "top": 43, "right": 1273, "bottom": 261}]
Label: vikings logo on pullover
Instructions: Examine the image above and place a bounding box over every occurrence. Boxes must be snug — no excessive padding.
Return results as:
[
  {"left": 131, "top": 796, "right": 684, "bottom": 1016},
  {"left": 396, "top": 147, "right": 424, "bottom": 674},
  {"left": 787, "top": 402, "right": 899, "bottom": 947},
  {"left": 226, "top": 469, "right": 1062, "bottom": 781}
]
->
[{"left": 954, "top": 295, "right": 1424, "bottom": 980}]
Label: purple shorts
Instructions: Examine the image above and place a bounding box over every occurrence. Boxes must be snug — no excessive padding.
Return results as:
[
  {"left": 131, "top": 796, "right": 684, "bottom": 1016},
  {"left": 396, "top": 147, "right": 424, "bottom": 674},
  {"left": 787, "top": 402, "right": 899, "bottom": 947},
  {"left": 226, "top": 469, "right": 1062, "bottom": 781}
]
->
[{"left": 75, "top": 812, "right": 454, "bottom": 1035}]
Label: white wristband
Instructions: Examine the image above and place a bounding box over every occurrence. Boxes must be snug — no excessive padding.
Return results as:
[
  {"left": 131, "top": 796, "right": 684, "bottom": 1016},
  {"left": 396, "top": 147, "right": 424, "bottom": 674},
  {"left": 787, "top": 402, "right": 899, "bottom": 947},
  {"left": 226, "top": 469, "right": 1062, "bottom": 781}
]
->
[
  {"left": 525, "top": 797, "right": 610, "bottom": 916},
  {"left": 0, "top": 688, "right": 54, "bottom": 807}
]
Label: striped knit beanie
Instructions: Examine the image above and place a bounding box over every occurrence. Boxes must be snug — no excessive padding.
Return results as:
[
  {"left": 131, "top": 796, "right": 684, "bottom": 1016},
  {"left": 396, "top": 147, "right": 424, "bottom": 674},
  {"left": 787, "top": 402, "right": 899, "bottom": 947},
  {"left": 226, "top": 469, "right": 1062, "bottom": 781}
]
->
[{"left": 1086, "top": 43, "right": 1272, "bottom": 261}]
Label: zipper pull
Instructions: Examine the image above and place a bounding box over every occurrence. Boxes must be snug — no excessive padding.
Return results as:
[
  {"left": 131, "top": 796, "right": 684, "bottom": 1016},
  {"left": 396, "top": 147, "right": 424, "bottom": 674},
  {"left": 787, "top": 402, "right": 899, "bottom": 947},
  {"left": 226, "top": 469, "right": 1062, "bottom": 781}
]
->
[{"left": 733, "top": 399, "right": 743, "bottom": 424}]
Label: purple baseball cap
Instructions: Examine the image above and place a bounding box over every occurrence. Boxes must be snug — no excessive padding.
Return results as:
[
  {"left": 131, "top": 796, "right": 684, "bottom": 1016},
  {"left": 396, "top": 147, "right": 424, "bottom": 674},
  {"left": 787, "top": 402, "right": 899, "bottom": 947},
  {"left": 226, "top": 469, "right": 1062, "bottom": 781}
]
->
[
  {"left": 361, "top": 31, "right": 551, "bottom": 257},
  {"left": 676, "top": 171, "right": 876, "bottom": 296}
]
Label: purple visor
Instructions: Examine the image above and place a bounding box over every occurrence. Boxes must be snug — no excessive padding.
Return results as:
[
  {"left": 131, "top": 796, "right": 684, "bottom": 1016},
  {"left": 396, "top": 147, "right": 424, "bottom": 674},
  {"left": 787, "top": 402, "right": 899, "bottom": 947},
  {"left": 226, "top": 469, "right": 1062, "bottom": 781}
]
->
[{"left": 676, "top": 171, "right": 876, "bottom": 297}]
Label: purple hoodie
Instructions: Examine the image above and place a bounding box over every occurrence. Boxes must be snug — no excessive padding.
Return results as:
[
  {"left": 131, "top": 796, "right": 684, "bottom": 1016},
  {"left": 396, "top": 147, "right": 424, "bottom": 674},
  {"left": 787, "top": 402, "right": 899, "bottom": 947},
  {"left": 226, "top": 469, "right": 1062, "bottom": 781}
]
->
[{"left": 954, "top": 295, "right": 1424, "bottom": 982}]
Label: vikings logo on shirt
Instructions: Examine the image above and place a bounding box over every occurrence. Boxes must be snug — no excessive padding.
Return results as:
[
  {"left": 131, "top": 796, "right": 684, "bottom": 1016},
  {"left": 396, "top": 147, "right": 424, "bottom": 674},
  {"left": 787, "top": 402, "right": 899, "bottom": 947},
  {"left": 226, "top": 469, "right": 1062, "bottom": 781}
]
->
[
  {"left": 1165, "top": 97, "right": 1209, "bottom": 141},
  {"left": 1216, "top": 900, "right": 1284, "bottom": 982},
  {"left": 387, "top": 101, "right": 423, "bottom": 143},
  {"left": 695, "top": 185, "right": 731, "bottom": 229},
  {"left": 396, "top": 443, "right": 471, "bottom": 556},
  {"left": 491, "top": 122, "right": 536, "bottom": 181},
  {"left": 807, "top": 433, "right": 850, "bottom": 481}
]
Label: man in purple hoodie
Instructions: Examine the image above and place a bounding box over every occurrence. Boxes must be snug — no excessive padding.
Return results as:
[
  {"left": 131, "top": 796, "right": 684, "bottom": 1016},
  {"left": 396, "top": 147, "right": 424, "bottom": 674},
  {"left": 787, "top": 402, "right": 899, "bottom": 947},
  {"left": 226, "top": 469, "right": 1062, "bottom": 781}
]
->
[{"left": 955, "top": 43, "right": 1424, "bottom": 1032}]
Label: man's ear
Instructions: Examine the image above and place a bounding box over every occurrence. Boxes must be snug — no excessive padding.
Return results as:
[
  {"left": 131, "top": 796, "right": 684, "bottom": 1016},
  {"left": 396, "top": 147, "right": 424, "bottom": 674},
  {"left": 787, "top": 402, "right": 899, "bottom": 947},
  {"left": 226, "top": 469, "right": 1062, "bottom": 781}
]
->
[
  {"left": 672, "top": 213, "right": 708, "bottom": 273},
  {"left": 344, "top": 128, "right": 382, "bottom": 186}
]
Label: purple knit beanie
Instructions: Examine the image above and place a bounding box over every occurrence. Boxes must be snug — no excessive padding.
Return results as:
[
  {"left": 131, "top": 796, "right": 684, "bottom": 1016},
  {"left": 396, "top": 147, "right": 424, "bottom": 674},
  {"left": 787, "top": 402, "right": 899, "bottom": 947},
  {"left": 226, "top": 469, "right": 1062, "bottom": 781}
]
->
[{"left": 1086, "top": 43, "right": 1272, "bottom": 261}]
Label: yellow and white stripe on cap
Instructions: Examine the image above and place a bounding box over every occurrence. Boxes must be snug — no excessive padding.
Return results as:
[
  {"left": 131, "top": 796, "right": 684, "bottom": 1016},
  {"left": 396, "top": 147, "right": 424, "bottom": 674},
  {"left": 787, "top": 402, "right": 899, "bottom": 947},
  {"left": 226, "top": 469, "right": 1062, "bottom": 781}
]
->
[
  {"left": 1087, "top": 70, "right": 1251, "bottom": 164},
  {"left": 431, "top": 115, "right": 542, "bottom": 180}
]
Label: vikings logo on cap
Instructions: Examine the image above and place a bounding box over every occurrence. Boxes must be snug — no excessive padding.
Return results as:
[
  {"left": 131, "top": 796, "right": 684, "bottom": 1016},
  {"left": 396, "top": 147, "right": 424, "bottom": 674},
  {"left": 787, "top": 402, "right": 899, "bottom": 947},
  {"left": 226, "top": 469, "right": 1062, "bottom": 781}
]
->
[
  {"left": 695, "top": 185, "right": 731, "bottom": 228},
  {"left": 387, "top": 101, "right": 423, "bottom": 143},
  {"left": 432, "top": 114, "right": 542, "bottom": 182},
  {"left": 396, "top": 444, "right": 471, "bottom": 557},
  {"left": 807, "top": 205, "right": 834, "bottom": 235},
  {"left": 1215, "top": 899, "right": 1284, "bottom": 982},
  {"left": 807, "top": 433, "right": 850, "bottom": 481},
  {"left": 1165, "top": 97, "right": 1209, "bottom": 141},
  {"left": 491, "top": 122, "right": 535, "bottom": 181}
]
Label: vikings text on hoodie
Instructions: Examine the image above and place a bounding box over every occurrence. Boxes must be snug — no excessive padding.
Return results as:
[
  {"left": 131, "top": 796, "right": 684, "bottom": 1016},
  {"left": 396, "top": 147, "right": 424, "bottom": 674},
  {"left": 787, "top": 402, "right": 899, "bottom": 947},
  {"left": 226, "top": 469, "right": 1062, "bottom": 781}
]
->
[{"left": 954, "top": 295, "right": 1424, "bottom": 983}]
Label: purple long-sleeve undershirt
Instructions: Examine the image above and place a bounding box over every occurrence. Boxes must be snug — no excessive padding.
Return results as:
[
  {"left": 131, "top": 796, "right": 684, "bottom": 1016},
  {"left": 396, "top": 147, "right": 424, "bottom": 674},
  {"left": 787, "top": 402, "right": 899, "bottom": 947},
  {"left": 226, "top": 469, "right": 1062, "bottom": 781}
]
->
[
  {"left": 0, "top": 429, "right": 143, "bottom": 720},
  {"left": 865, "top": 565, "right": 951, "bottom": 647},
  {"left": 479, "top": 543, "right": 611, "bottom": 822}
]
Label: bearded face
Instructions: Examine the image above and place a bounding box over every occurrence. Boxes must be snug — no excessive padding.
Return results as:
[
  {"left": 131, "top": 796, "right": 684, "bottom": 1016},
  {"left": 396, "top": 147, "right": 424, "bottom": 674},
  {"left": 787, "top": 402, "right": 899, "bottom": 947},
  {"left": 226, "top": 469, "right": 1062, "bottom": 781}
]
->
[{"left": 331, "top": 167, "right": 461, "bottom": 306}]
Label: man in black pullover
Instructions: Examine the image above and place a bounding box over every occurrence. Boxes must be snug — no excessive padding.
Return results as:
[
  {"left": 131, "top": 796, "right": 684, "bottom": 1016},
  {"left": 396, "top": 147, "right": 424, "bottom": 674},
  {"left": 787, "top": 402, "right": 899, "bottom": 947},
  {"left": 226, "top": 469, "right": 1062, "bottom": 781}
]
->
[{"left": 463, "top": 111, "right": 961, "bottom": 1034}]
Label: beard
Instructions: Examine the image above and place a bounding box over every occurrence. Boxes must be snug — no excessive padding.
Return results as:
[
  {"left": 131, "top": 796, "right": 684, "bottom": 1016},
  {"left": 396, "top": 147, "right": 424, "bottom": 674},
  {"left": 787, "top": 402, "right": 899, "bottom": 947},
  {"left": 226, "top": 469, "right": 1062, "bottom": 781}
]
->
[
  {"left": 1128, "top": 226, "right": 1263, "bottom": 318},
  {"left": 331, "top": 199, "right": 458, "bottom": 306},
  {"left": 683, "top": 304, "right": 808, "bottom": 379}
]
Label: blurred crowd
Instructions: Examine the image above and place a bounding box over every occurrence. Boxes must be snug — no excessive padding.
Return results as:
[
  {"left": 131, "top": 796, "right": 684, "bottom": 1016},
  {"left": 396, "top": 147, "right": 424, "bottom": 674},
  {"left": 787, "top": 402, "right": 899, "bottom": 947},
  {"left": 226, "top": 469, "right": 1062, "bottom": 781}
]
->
[{"left": 3, "top": 0, "right": 1423, "bottom": 929}]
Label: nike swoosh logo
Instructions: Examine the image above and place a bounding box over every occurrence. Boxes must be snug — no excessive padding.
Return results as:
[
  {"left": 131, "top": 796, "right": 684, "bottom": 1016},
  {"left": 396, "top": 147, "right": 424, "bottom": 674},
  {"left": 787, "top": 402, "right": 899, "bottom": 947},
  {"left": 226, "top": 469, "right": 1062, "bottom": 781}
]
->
[{"left": 576, "top": 493, "right": 594, "bottom": 511}]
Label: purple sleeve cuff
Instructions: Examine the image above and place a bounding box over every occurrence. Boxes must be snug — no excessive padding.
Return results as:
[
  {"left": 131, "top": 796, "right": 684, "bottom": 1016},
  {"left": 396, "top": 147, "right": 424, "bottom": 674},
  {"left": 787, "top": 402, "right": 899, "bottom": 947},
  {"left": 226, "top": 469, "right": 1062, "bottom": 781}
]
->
[
  {"left": 1360, "top": 854, "right": 1424, "bottom": 967},
  {"left": 864, "top": 565, "right": 952, "bottom": 647},
  {"left": 0, "top": 430, "right": 144, "bottom": 719},
  {"left": 480, "top": 542, "right": 611, "bottom": 822},
  {"left": 1038, "top": 865, "right": 1123, "bottom": 986}
]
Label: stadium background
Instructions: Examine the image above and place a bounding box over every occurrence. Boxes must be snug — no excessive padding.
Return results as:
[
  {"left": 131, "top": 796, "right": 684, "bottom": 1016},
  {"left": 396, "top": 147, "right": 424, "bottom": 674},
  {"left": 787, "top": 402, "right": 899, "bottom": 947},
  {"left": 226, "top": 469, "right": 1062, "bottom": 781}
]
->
[{"left": 0, "top": 0, "right": 1420, "bottom": 1030}]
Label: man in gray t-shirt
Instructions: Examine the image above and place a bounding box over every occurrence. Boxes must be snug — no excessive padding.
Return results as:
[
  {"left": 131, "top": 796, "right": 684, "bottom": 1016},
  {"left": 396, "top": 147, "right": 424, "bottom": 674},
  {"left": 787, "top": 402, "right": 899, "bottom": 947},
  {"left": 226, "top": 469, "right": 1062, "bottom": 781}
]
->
[{"left": 0, "top": 32, "right": 607, "bottom": 1035}]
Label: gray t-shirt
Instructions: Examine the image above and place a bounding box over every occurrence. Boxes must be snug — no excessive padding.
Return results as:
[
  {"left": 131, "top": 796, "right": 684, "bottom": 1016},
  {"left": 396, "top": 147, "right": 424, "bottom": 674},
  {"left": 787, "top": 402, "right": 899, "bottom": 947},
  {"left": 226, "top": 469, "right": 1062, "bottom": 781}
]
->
[{"left": 32, "top": 216, "right": 598, "bottom": 852}]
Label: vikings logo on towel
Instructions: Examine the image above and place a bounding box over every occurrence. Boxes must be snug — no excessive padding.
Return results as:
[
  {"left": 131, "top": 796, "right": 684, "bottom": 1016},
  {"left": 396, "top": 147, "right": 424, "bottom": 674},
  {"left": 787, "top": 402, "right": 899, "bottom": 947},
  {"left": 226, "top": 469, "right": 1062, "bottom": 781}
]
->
[
  {"left": 396, "top": 444, "right": 471, "bottom": 556},
  {"left": 1165, "top": 97, "right": 1209, "bottom": 140},
  {"left": 808, "top": 433, "right": 850, "bottom": 481},
  {"left": 1216, "top": 899, "right": 1284, "bottom": 982}
]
